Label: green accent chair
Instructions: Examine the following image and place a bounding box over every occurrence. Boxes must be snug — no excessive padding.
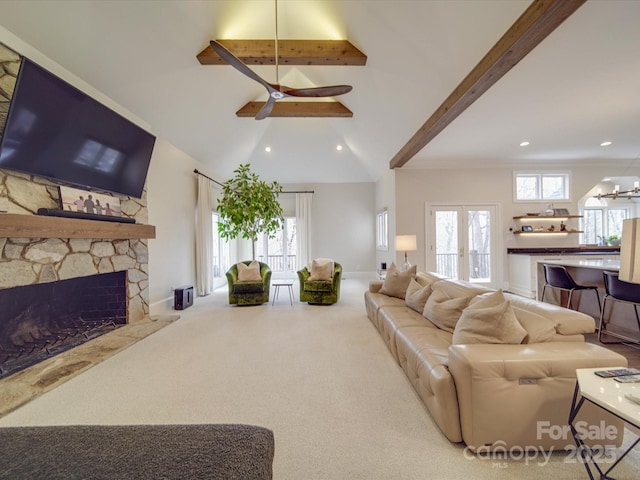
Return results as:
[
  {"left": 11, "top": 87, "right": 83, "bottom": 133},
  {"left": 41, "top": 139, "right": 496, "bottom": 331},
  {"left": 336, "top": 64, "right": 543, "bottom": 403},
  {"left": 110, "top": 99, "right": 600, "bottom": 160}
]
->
[
  {"left": 297, "top": 262, "right": 342, "bottom": 305},
  {"left": 226, "top": 261, "right": 272, "bottom": 305}
]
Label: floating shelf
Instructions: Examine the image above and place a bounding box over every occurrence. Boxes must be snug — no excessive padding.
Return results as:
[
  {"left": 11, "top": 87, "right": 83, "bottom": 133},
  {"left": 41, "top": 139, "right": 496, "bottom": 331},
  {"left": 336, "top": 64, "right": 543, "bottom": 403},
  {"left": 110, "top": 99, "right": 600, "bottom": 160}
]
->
[{"left": 0, "top": 213, "right": 156, "bottom": 239}]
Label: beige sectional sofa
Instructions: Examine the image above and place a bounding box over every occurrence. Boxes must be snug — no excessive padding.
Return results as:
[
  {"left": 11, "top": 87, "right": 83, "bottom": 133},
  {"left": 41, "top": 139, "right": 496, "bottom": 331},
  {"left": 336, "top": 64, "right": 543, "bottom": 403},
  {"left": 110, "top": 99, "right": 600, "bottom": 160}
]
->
[{"left": 365, "top": 270, "right": 627, "bottom": 452}]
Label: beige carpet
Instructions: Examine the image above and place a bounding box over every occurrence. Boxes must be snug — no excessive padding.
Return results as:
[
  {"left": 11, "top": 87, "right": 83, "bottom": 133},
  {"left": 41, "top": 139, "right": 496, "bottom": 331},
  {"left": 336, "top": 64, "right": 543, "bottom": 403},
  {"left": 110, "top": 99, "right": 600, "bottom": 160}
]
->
[{"left": 1, "top": 278, "right": 638, "bottom": 479}]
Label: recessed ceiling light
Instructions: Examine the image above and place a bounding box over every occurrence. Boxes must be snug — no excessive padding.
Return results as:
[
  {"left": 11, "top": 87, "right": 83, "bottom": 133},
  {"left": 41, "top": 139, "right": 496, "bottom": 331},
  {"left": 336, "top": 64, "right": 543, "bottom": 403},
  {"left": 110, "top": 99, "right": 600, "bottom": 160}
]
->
[
  {"left": 600, "top": 141, "right": 612, "bottom": 147},
  {"left": 519, "top": 141, "right": 530, "bottom": 147},
  {"left": 336, "top": 145, "right": 343, "bottom": 151},
  {"left": 265, "top": 146, "right": 271, "bottom": 152}
]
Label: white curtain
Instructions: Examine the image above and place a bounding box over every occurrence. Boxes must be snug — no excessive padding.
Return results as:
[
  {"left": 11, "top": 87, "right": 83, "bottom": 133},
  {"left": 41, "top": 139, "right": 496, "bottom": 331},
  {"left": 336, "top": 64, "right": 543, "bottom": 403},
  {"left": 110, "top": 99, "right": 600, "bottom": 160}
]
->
[
  {"left": 196, "top": 175, "right": 214, "bottom": 296},
  {"left": 296, "top": 193, "right": 312, "bottom": 270}
]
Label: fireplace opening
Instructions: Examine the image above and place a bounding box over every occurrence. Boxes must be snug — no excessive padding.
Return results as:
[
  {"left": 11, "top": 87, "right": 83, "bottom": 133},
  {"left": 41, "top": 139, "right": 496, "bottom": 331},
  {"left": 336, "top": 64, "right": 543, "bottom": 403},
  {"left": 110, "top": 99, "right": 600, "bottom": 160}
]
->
[{"left": 0, "top": 271, "right": 127, "bottom": 379}]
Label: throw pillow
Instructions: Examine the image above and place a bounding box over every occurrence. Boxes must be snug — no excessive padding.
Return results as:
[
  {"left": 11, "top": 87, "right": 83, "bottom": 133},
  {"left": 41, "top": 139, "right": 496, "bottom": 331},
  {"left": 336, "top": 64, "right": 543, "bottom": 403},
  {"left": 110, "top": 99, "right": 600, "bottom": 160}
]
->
[
  {"left": 308, "top": 258, "right": 334, "bottom": 281},
  {"left": 405, "top": 279, "right": 432, "bottom": 313},
  {"left": 379, "top": 263, "right": 417, "bottom": 299},
  {"left": 452, "top": 290, "right": 528, "bottom": 345},
  {"left": 423, "top": 286, "right": 472, "bottom": 333},
  {"left": 237, "top": 261, "right": 262, "bottom": 282}
]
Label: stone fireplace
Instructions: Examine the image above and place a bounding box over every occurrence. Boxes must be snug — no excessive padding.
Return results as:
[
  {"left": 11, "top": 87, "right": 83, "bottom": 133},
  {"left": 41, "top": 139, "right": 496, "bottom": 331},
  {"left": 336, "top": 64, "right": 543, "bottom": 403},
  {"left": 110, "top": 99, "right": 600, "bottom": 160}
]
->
[{"left": 0, "top": 168, "right": 155, "bottom": 379}]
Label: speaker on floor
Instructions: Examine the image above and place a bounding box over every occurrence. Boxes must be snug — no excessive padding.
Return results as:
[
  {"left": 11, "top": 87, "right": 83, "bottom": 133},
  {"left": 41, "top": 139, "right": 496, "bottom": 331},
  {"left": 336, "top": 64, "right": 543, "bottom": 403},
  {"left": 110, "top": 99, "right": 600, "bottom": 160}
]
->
[{"left": 174, "top": 285, "right": 194, "bottom": 310}]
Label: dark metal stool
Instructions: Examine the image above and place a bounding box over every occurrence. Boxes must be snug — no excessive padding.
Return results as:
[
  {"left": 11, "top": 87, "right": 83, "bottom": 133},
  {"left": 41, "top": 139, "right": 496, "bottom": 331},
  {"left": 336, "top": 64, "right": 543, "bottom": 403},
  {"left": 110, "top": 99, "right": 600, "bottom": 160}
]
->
[
  {"left": 598, "top": 271, "right": 640, "bottom": 344},
  {"left": 541, "top": 264, "right": 602, "bottom": 313}
]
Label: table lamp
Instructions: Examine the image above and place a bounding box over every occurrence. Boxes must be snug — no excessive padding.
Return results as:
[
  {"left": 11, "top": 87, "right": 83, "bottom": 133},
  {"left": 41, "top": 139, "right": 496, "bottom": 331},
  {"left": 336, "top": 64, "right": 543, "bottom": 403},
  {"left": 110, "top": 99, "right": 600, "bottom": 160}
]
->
[{"left": 395, "top": 235, "right": 417, "bottom": 271}]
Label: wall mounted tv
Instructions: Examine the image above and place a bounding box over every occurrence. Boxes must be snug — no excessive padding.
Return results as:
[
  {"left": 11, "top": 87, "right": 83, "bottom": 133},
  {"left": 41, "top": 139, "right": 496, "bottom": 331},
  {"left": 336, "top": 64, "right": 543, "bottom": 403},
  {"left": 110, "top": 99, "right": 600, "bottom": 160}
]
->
[{"left": 0, "top": 58, "right": 156, "bottom": 199}]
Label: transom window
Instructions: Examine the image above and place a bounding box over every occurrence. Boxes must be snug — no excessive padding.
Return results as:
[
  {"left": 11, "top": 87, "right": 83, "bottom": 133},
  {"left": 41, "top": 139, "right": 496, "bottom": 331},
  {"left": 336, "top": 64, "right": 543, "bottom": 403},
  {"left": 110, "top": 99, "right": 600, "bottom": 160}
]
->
[{"left": 515, "top": 172, "right": 570, "bottom": 201}]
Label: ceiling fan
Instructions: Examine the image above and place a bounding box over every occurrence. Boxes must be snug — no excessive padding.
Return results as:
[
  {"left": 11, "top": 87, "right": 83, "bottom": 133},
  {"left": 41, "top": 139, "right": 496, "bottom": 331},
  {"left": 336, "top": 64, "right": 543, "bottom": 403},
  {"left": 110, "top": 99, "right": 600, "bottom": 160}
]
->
[{"left": 210, "top": 1, "right": 352, "bottom": 120}]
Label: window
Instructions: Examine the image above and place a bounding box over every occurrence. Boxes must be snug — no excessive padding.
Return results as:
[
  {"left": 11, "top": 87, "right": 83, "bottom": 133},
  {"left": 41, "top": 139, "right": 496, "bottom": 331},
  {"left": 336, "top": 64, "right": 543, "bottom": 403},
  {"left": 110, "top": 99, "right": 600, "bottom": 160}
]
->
[
  {"left": 212, "top": 212, "right": 230, "bottom": 287},
  {"left": 256, "top": 217, "right": 297, "bottom": 273},
  {"left": 376, "top": 210, "right": 388, "bottom": 251},
  {"left": 581, "top": 197, "right": 630, "bottom": 245},
  {"left": 515, "top": 172, "right": 570, "bottom": 201}
]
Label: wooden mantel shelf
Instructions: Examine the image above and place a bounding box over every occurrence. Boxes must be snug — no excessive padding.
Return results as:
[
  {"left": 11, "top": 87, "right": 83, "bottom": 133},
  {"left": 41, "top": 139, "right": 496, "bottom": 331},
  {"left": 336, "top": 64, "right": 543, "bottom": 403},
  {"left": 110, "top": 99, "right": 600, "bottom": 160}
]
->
[{"left": 0, "top": 213, "right": 156, "bottom": 240}]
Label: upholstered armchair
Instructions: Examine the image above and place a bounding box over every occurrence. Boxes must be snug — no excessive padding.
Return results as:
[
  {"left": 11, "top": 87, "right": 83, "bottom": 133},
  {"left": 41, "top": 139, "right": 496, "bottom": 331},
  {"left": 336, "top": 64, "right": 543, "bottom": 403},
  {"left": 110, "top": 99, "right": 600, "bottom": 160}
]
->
[
  {"left": 226, "top": 261, "right": 272, "bottom": 305},
  {"left": 297, "top": 261, "right": 342, "bottom": 305}
]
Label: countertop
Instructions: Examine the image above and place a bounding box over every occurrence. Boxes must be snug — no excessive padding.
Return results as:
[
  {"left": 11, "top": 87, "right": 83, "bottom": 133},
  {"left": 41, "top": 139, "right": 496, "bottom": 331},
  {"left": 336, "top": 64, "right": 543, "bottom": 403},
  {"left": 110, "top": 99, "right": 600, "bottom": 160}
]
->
[
  {"left": 507, "top": 246, "right": 620, "bottom": 255},
  {"left": 535, "top": 257, "right": 620, "bottom": 271}
]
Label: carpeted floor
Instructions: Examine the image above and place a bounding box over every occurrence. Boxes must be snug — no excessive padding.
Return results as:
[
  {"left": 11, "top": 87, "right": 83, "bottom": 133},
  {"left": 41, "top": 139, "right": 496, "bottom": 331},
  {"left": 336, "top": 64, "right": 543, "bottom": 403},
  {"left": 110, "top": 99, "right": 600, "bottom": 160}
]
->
[
  {"left": 0, "top": 278, "right": 639, "bottom": 479},
  {"left": 0, "top": 424, "right": 274, "bottom": 479}
]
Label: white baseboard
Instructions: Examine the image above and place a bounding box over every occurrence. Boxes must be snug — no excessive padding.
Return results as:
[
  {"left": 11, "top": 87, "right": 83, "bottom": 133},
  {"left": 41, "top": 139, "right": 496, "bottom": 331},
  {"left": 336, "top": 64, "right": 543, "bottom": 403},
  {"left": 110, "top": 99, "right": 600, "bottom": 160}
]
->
[
  {"left": 342, "top": 271, "right": 377, "bottom": 280},
  {"left": 150, "top": 296, "right": 174, "bottom": 316}
]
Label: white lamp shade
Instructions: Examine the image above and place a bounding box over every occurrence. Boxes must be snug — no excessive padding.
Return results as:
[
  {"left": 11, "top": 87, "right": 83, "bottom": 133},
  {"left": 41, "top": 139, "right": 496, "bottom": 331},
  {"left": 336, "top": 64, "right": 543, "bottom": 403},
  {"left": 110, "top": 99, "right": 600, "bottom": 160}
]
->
[
  {"left": 395, "top": 235, "right": 417, "bottom": 252},
  {"left": 620, "top": 218, "right": 640, "bottom": 284}
]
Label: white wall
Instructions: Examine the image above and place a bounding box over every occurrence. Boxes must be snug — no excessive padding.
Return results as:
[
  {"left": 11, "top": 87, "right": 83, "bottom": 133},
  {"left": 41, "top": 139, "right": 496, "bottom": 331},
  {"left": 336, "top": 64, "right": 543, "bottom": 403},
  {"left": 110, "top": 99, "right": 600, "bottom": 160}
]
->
[
  {"left": 147, "top": 139, "right": 219, "bottom": 313},
  {"left": 375, "top": 170, "right": 396, "bottom": 271},
  {"left": 282, "top": 182, "right": 376, "bottom": 276}
]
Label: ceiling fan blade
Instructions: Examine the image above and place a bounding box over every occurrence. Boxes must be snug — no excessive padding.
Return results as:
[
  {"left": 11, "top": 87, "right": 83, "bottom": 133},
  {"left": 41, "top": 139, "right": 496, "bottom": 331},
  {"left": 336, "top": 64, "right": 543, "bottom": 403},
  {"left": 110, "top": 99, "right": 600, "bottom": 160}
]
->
[
  {"left": 210, "top": 40, "right": 275, "bottom": 92},
  {"left": 283, "top": 85, "right": 353, "bottom": 98},
  {"left": 255, "top": 95, "right": 278, "bottom": 120}
]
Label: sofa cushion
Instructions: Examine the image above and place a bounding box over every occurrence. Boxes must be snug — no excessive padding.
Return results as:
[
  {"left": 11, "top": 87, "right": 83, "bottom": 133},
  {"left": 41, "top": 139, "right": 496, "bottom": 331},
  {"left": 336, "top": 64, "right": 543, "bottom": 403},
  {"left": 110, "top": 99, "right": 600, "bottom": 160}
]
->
[
  {"left": 308, "top": 258, "right": 334, "bottom": 281},
  {"left": 405, "top": 279, "right": 432, "bottom": 313},
  {"left": 237, "top": 261, "right": 262, "bottom": 282},
  {"left": 452, "top": 290, "right": 527, "bottom": 345},
  {"left": 423, "top": 285, "right": 473, "bottom": 333},
  {"left": 379, "top": 263, "right": 417, "bottom": 299},
  {"left": 415, "top": 271, "right": 446, "bottom": 287}
]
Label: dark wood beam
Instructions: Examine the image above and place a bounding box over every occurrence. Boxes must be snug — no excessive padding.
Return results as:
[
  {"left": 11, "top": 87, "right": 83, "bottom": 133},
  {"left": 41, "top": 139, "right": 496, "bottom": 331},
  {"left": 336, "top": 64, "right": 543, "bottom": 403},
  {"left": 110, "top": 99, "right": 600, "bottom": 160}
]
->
[
  {"left": 389, "top": 0, "right": 586, "bottom": 169},
  {"left": 236, "top": 101, "right": 353, "bottom": 118},
  {"left": 197, "top": 39, "right": 367, "bottom": 66}
]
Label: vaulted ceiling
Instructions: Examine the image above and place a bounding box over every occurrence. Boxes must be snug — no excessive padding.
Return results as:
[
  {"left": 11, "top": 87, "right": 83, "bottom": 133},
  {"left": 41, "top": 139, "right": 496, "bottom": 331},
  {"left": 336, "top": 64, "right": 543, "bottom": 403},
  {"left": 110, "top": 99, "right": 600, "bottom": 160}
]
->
[{"left": 0, "top": 0, "right": 638, "bottom": 184}]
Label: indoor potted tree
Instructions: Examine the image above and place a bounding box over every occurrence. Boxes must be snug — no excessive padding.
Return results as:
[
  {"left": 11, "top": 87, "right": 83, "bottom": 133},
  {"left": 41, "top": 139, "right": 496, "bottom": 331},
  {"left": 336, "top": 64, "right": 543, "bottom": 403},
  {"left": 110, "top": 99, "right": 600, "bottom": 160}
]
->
[{"left": 217, "top": 164, "right": 284, "bottom": 260}]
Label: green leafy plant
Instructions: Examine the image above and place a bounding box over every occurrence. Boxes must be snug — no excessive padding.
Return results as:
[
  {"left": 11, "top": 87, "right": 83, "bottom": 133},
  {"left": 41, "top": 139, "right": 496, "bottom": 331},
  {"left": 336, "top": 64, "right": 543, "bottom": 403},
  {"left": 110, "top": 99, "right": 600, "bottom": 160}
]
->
[
  {"left": 217, "top": 164, "right": 284, "bottom": 260},
  {"left": 607, "top": 234, "right": 621, "bottom": 246}
]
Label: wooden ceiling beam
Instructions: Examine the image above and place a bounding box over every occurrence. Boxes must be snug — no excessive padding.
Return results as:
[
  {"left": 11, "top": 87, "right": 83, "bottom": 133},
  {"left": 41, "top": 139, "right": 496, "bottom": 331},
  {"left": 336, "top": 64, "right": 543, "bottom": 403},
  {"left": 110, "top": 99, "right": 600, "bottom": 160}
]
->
[
  {"left": 236, "top": 101, "right": 353, "bottom": 118},
  {"left": 389, "top": 0, "right": 587, "bottom": 169},
  {"left": 197, "top": 39, "right": 367, "bottom": 66}
]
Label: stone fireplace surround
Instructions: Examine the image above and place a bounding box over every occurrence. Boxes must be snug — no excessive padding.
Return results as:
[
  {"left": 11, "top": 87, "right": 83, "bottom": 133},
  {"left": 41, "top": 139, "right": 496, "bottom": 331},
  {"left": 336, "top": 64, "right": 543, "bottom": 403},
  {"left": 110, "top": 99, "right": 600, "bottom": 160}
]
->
[{"left": 1, "top": 168, "right": 155, "bottom": 379}]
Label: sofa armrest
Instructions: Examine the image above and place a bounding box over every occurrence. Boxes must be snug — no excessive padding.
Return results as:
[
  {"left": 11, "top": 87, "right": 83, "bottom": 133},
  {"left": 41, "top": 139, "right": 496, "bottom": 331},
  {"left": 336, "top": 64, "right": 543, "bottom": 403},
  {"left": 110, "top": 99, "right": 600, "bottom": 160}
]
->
[
  {"left": 448, "top": 343, "right": 627, "bottom": 451},
  {"left": 369, "top": 280, "right": 383, "bottom": 293}
]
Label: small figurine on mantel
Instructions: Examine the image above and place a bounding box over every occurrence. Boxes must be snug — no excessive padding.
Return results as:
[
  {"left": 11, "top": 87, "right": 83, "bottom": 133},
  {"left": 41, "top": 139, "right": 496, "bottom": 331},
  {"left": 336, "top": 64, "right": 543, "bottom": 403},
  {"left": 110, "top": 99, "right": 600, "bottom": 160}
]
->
[
  {"left": 548, "top": 225, "right": 555, "bottom": 232},
  {"left": 560, "top": 221, "right": 566, "bottom": 232}
]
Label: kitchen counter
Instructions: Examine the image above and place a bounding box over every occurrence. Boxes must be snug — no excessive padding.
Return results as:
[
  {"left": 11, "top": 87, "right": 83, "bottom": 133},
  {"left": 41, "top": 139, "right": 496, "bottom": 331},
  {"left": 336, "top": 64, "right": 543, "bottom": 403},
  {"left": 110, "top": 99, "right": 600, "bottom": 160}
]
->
[{"left": 508, "top": 246, "right": 620, "bottom": 255}]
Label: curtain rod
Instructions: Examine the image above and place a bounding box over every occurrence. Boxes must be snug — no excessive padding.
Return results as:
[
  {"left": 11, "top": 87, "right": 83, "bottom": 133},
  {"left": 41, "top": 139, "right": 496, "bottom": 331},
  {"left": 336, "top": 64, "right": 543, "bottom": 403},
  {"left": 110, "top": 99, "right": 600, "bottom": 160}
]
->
[{"left": 193, "top": 169, "right": 314, "bottom": 194}]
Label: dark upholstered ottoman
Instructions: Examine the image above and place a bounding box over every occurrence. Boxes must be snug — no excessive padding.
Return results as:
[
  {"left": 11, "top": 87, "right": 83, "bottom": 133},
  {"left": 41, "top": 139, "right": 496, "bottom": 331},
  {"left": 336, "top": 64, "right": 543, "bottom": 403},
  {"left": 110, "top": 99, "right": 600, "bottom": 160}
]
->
[{"left": 0, "top": 423, "right": 274, "bottom": 480}]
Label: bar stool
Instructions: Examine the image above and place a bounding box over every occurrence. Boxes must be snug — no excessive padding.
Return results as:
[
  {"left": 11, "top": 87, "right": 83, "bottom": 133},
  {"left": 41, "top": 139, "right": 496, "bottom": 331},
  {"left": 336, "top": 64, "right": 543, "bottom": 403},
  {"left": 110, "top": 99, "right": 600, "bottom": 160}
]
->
[
  {"left": 541, "top": 264, "right": 602, "bottom": 313},
  {"left": 598, "top": 271, "right": 640, "bottom": 344}
]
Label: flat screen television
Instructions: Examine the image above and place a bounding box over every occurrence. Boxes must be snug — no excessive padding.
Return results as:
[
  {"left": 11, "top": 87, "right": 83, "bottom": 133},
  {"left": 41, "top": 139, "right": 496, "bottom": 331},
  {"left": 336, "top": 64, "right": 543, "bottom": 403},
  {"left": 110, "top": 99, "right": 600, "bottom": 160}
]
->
[{"left": 0, "top": 58, "right": 155, "bottom": 198}]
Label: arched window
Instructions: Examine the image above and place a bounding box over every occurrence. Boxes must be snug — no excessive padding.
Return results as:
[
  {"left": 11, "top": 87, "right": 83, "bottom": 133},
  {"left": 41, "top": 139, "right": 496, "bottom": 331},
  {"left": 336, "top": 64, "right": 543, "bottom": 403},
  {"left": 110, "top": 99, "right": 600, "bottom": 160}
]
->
[{"left": 581, "top": 197, "right": 630, "bottom": 245}]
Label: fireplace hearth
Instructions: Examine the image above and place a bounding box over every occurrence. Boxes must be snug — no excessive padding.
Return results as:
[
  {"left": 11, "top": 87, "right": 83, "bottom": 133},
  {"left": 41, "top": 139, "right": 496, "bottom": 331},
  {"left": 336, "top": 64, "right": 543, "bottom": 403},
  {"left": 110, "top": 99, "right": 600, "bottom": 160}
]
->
[{"left": 0, "top": 271, "right": 127, "bottom": 378}]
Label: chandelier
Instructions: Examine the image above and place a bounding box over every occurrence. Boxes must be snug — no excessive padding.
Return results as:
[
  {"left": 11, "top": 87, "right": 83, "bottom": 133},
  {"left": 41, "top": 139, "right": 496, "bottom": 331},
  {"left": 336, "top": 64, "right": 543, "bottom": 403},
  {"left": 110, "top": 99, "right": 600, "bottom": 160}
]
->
[{"left": 595, "top": 181, "right": 640, "bottom": 199}]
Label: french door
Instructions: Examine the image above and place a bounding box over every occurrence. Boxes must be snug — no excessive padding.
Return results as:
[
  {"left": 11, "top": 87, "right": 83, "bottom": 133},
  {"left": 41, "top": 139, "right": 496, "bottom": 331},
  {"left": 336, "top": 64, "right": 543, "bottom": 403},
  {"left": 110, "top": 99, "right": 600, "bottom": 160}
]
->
[{"left": 426, "top": 204, "right": 498, "bottom": 288}]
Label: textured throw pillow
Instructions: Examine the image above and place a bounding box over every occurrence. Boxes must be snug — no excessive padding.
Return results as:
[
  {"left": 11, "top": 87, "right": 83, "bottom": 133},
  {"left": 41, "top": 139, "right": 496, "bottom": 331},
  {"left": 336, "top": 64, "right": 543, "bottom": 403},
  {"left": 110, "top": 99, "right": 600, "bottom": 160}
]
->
[
  {"left": 405, "top": 279, "right": 432, "bottom": 313},
  {"left": 237, "top": 261, "right": 262, "bottom": 282},
  {"left": 423, "top": 286, "right": 472, "bottom": 333},
  {"left": 452, "top": 290, "right": 528, "bottom": 345},
  {"left": 379, "top": 263, "right": 417, "bottom": 299},
  {"left": 308, "top": 258, "right": 334, "bottom": 281}
]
